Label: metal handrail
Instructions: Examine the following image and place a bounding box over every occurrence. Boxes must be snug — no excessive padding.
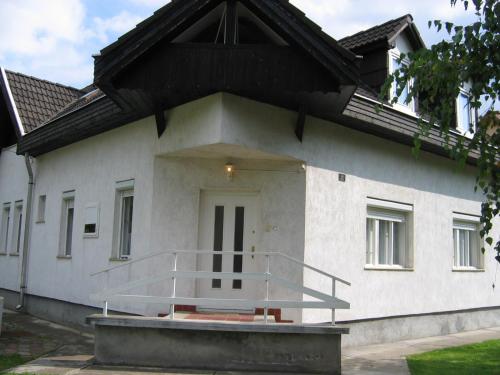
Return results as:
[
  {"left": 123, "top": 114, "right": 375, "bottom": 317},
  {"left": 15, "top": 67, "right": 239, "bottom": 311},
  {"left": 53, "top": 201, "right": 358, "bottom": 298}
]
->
[
  {"left": 90, "top": 250, "right": 350, "bottom": 325},
  {"left": 91, "top": 250, "right": 350, "bottom": 286}
]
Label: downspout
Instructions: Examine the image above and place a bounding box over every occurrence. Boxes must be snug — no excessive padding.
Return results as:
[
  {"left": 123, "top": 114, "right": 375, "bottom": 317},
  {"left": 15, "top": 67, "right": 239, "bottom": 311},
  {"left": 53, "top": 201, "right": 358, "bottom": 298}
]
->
[{"left": 17, "top": 153, "right": 34, "bottom": 310}]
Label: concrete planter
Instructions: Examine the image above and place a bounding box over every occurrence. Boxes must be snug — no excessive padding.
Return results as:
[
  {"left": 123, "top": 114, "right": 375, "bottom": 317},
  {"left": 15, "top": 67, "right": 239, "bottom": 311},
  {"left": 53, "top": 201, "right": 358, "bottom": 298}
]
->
[{"left": 88, "top": 315, "right": 349, "bottom": 374}]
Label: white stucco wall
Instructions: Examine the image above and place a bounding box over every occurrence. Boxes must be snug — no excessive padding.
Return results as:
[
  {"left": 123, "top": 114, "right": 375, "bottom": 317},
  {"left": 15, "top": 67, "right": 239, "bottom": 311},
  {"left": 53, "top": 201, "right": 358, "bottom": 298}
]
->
[
  {"left": 215, "top": 93, "right": 499, "bottom": 322},
  {"left": 0, "top": 92, "right": 497, "bottom": 324},
  {"left": 0, "top": 146, "right": 28, "bottom": 292}
]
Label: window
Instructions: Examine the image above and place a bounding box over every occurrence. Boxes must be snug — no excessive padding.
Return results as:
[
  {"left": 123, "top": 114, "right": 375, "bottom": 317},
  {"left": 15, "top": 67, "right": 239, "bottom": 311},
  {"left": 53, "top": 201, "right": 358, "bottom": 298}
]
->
[
  {"left": 453, "top": 216, "right": 482, "bottom": 270},
  {"left": 83, "top": 203, "right": 99, "bottom": 238},
  {"left": 389, "top": 52, "right": 415, "bottom": 113},
  {"left": 59, "top": 192, "right": 75, "bottom": 257},
  {"left": 366, "top": 198, "right": 413, "bottom": 269},
  {"left": 11, "top": 201, "right": 23, "bottom": 255},
  {"left": 113, "top": 180, "right": 135, "bottom": 259},
  {"left": 37, "top": 195, "right": 46, "bottom": 223},
  {"left": 456, "top": 91, "right": 475, "bottom": 135},
  {"left": 1, "top": 203, "right": 11, "bottom": 253}
]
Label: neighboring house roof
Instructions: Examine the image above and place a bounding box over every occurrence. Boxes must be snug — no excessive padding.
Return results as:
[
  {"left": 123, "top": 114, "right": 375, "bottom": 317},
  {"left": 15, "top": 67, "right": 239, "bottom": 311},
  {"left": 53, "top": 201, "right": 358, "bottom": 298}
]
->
[
  {"left": 4, "top": 70, "right": 83, "bottom": 133},
  {"left": 43, "top": 89, "right": 106, "bottom": 125},
  {"left": 339, "top": 14, "right": 425, "bottom": 51}
]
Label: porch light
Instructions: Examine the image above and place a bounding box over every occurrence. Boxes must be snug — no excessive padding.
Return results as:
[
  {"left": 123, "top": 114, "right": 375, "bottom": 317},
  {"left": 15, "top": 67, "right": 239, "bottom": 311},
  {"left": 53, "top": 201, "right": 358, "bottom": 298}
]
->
[{"left": 225, "top": 163, "right": 234, "bottom": 181}]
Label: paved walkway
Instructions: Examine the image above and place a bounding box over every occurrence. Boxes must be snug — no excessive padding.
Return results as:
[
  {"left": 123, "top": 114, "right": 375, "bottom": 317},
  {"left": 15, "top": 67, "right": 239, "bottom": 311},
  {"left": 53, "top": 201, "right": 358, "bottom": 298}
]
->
[{"left": 2, "top": 309, "right": 500, "bottom": 374}]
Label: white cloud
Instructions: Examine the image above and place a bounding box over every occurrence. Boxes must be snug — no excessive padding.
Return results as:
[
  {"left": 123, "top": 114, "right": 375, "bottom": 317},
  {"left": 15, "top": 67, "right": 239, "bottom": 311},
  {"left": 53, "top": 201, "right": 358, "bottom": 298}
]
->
[
  {"left": 128, "top": 0, "right": 169, "bottom": 7},
  {"left": 290, "top": 0, "right": 475, "bottom": 42},
  {"left": 91, "top": 11, "right": 143, "bottom": 44},
  {"left": 0, "top": 0, "right": 144, "bottom": 87}
]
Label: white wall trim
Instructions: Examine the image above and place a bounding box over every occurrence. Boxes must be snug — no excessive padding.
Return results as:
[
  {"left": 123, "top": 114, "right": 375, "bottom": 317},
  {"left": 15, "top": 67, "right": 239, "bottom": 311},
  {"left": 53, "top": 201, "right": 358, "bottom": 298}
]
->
[
  {"left": 367, "top": 197, "right": 413, "bottom": 212},
  {"left": 0, "top": 67, "right": 25, "bottom": 136},
  {"left": 453, "top": 212, "right": 480, "bottom": 223}
]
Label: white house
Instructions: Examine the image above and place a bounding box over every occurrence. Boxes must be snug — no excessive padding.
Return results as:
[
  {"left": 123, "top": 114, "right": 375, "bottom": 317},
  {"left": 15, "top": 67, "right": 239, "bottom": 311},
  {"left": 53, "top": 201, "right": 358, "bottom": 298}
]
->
[{"left": 0, "top": 1, "right": 498, "bottom": 347}]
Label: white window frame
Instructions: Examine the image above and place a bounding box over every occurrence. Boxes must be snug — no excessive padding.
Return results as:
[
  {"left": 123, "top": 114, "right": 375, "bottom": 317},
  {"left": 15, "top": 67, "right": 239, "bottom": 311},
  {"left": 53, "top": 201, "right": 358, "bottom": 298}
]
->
[
  {"left": 36, "top": 195, "right": 46, "bottom": 223},
  {"left": 112, "top": 179, "right": 135, "bottom": 260},
  {"left": 59, "top": 192, "right": 75, "bottom": 258},
  {"left": 10, "top": 201, "right": 23, "bottom": 255},
  {"left": 0, "top": 203, "right": 11, "bottom": 254},
  {"left": 452, "top": 213, "right": 483, "bottom": 271},
  {"left": 389, "top": 51, "right": 415, "bottom": 115},
  {"left": 455, "top": 89, "right": 476, "bottom": 137},
  {"left": 83, "top": 203, "right": 100, "bottom": 238},
  {"left": 365, "top": 198, "right": 413, "bottom": 270}
]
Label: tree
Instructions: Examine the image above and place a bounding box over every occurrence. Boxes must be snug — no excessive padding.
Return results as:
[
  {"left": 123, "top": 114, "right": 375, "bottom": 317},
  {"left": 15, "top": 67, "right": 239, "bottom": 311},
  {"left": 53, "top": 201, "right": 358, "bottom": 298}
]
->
[{"left": 381, "top": 0, "right": 499, "bottom": 261}]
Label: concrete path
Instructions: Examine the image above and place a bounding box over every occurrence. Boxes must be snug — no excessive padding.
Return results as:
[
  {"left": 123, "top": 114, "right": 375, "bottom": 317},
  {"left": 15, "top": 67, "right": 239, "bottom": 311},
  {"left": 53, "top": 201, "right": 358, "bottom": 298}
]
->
[{"left": 2, "top": 309, "right": 500, "bottom": 374}]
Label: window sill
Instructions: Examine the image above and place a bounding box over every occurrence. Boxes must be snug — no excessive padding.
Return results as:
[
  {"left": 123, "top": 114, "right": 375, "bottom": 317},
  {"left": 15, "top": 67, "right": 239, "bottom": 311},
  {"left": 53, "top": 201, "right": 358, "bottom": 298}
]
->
[
  {"left": 0, "top": 252, "right": 7, "bottom": 256},
  {"left": 35, "top": 220, "right": 45, "bottom": 224},
  {"left": 109, "top": 257, "right": 131, "bottom": 262},
  {"left": 452, "top": 267, "right": 484, "bottom": 273},
  {"left": 83, "top": 234, "right": 99, "bottom": 239},
  {"left": 364, "top": 265, "right": 414, "bottom": 272},
  {"left": 9, "top": 253, "right": 19, "bottom": 257},
  {"left": 57, "top": 255, "right": 72, "bottom": 260}
]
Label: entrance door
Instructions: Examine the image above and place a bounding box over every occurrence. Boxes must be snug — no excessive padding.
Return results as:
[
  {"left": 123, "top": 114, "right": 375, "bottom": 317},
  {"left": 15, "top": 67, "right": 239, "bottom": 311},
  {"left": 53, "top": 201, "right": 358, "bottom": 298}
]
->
[{"left": 197, "top": 191, "right": 259, "bottom": 305}]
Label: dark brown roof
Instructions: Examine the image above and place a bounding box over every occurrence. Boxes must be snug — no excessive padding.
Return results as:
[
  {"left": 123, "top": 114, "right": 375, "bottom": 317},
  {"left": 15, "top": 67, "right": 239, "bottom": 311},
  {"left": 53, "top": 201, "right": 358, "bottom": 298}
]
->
[
  {"left": 44, "top": 89, "right": 106, "bottom": 125},
  {"left": 5, "top": 70, "right": 83, "bottom": 132},
  {"left": 339, "top": 14, "right": 412, "bottom": 51}
]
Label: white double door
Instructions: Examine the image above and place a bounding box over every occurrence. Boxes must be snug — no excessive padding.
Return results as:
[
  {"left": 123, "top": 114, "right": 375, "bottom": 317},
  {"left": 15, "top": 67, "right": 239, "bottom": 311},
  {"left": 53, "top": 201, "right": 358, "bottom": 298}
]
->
[{"left": 197, "top": 191, "right": 259, "bottom": 304}]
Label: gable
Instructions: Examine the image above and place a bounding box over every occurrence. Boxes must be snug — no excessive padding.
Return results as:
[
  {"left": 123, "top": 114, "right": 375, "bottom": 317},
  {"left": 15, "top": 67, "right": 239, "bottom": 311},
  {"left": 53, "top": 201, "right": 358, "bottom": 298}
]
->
[{"left": 94, "top": 0, "right": 360, "bottom": 121}]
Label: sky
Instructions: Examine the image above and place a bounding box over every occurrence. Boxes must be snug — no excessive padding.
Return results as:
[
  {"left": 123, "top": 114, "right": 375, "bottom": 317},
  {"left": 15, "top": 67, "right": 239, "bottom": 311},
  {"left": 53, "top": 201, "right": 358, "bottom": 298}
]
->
[{"left": 0, "top": 0, "right": 481, "bottom": 92}]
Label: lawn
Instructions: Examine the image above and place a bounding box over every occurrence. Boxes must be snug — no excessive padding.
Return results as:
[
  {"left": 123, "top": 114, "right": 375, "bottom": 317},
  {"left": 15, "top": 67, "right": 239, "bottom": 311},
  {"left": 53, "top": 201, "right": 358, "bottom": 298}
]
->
[
  {"left": 0, "top": 354, "right": 29, "bottom": 373},
  {"left": 407, "top": 339, "right": 500, "bottom": 375}
]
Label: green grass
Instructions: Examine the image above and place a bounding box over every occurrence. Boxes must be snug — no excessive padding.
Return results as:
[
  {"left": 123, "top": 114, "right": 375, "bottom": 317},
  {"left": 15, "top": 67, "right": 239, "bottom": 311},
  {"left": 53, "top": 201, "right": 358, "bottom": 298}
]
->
[
  {"left": 407, "top": 339, "right": 500, "bottom": 375},
  {"left": 0, "top": 354, "right": 29, "bottom": 373}
]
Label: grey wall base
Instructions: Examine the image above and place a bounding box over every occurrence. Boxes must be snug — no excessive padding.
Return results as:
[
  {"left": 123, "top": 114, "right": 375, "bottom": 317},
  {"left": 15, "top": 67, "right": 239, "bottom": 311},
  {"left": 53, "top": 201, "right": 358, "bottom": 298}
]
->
[
  {"left": 339, "top": 306, "right": 500, "bottom": 347},
  {"left": 88, "top": 315, "right": 348, "bottom": 374},
  {"left": 2, "top": 288, "right": 500, "bottom": 348}
]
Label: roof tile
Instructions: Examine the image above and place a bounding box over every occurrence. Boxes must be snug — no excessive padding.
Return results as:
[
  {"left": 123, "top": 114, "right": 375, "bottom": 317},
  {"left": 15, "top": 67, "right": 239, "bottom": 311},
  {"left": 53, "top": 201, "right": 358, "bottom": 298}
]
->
[
  {"left": 5, "top": 70, "right": 84, "bottom": 133},
  {"left": 339, "top": 14, "right": 412, "bottom": 51}
]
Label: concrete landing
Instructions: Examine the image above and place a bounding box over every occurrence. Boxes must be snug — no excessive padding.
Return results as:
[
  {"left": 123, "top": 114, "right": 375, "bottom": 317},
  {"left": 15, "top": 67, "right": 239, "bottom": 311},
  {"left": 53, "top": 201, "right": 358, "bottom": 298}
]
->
[{"left": 87, "top": 315, "right": 348, "bottom": 374}]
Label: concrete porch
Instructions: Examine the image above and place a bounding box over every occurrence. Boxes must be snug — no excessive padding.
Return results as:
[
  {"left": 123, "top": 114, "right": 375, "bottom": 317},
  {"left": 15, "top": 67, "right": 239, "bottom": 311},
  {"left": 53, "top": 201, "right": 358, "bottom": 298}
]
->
[{"left": 87, "top": 314, "right": 348, "bottom": 374}]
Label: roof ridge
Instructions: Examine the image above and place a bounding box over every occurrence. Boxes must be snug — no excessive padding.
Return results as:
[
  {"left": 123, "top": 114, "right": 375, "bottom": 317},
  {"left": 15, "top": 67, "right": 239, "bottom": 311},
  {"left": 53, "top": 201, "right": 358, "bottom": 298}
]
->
[
  {"left": 5, "top": 69, "right": 84, "bottom": 94},
  {"left": 339, "top": 14, "right": 412, "bottom": 43}
]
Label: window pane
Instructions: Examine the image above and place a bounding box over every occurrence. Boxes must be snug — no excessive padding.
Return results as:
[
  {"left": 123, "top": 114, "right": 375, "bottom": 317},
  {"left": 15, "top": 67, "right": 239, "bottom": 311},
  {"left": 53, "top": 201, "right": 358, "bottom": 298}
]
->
[
  {"left": 378, "top": 221, "right": 389, "bottom": 264},
  {"left": 212, "top": 205, "right": 224, "bottom": 289},
  {"left": 458, "top": 93, "right": 471, "bottom": 133},
  {"left": 120, "top": 196, "right": 133, "bottom": 257},
  {"left": 459, "top": 229, "right": 466, "bottom": 267},
  {"left": 233, "top": 207, "right": 244, "bottom": 289},
  {"left": 392, "top": 58, "right": 409, "bottom": 106},
  {"left": 65, "top": 207, "right": 74, "bottom": 256},
  {"left": 1, "top": 207, "right": 10, "bottom": 252},
  {"left": 16, "top": 212, "right": 22, "bottom": 254}
]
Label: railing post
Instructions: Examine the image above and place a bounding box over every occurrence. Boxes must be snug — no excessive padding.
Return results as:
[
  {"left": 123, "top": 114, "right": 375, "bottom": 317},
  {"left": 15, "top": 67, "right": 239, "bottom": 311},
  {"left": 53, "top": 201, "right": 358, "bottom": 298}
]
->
[
  {"left": 170, "top": 252, "right": 178, "bottom": 320},
  {"left": 264, "top": 254, "right": 270, "bottom": 324},
  {"left": 331, "top": 278, "right": 336, "bottom": 326},
  {"left": 103, "top": 301, "right": 108, "bottom": 317}
]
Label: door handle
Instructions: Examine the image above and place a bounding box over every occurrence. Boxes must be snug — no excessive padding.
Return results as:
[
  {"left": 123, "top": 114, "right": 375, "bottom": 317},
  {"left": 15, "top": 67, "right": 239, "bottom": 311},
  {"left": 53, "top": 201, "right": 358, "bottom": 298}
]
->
[{"left": 251, "top": 246, "right": 255, "bottom": 259}]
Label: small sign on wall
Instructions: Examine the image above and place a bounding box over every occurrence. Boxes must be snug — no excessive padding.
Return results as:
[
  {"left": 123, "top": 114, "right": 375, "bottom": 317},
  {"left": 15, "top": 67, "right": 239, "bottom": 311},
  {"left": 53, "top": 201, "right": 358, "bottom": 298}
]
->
[{"left": 84, "top": 203, "right": 99, "bottom": 238}]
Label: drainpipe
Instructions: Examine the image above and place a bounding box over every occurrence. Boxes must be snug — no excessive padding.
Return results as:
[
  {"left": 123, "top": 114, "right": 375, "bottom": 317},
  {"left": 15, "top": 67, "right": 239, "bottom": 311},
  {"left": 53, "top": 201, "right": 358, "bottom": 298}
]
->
[{"left": 16, "top": 153, "right": 34, "bottom": 310}]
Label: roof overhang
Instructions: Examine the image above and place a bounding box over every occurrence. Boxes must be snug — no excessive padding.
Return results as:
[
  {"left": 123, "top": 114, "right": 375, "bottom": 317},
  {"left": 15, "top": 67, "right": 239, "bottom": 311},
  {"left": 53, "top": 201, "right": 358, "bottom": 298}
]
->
[{"left": 0, "top": 67, "right": 25, "bottom": 140}]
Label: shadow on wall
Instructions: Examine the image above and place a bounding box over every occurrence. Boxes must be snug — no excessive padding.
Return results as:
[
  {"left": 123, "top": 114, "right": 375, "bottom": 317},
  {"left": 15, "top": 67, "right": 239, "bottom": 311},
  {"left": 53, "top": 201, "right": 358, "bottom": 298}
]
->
[{"left": 302, "top": 117, "right": 481, "bottom": 203}]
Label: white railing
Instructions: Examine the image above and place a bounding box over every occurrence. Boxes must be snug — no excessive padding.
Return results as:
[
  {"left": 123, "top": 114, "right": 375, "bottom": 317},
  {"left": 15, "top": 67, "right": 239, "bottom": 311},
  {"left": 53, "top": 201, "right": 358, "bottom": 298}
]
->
[{"left": 90, "top": 250, "right": 350, "bottom": 325}]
